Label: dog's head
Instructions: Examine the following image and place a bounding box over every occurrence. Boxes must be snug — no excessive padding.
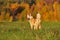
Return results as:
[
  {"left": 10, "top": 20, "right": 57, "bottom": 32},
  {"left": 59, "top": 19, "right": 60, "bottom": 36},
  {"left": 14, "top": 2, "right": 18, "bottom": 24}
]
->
[{"left": 27, "top": 14, "right": 33, "bottom": 20}]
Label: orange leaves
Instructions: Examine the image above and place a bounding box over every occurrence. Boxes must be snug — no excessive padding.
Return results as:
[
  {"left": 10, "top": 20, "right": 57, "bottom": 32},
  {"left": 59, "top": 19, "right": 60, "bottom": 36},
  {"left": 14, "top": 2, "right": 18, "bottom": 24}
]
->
[
  {"left": 0, "top": 1, "right": 60, "bottom": 22},
  {"left": 0, "top": 11, "right": 5, "bottom": 22},
  {"left": 53, "top": 2, "right": 57, "bottom": 11},
  {"left": 0, "top": 16, "right": 2, "bottom": 22},
  {"left": 10, "top": 2, "right": 19, "bottom": 10},
  {"left": 42, "top": 12, "right": 49, "bottom": 21},
  {"left": 20, "top": 2, "right": 29, "bottom": 8},
  {"left": 16, "top": 13, "right": 21, "bottom": 20}
]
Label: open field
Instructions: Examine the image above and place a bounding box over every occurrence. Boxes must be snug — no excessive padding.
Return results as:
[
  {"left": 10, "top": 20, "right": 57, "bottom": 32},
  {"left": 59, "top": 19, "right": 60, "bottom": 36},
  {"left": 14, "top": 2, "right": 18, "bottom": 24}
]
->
[{"left": 0, "top": 21, "right": 60, "bottom": 40}]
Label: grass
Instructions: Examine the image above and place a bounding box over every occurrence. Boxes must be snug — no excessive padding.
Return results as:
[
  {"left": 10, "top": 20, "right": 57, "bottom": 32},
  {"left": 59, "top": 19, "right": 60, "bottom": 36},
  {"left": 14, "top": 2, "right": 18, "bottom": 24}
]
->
[{"left": 0, "top": 21, "right": 60, "bottom": 40}]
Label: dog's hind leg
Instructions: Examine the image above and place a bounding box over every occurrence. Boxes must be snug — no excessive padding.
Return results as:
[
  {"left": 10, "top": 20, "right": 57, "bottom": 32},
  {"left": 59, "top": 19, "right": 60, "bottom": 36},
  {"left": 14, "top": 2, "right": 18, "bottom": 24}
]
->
[{"left": 39, "top": 25, "right": 41, "bottom": 29}]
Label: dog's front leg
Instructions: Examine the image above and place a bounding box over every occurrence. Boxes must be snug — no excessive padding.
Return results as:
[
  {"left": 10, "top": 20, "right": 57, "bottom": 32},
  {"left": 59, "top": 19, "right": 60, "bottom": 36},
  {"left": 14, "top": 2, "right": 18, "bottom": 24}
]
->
[
  {"left": 34, "top": 25, "right": 36, "bottom": 30},
  {"left": 34, "top": 23, "right": 38, "bottom": 30},
  {"left": 30, "top": 22, "right": 33, "bottom": 29}
]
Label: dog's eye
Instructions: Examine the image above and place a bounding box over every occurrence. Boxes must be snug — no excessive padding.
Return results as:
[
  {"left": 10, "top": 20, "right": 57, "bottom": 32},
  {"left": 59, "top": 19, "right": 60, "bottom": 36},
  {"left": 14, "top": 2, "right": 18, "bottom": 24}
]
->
[{"left": 27, "top": 18, "right": 30, "bottom": 20}]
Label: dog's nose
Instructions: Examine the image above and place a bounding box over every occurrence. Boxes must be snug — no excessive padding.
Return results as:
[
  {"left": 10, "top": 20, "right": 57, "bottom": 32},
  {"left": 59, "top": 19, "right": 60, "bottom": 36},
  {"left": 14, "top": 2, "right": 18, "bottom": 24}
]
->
[{"left": 27, "top": 18, "right": 30, "bottom": 20}]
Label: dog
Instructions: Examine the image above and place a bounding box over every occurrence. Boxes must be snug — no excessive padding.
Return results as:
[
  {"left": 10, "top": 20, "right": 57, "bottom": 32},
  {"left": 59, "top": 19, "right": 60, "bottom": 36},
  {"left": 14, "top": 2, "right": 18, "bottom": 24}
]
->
[{"left": 27, "top": 13, "right": 41, "bottom": 30}]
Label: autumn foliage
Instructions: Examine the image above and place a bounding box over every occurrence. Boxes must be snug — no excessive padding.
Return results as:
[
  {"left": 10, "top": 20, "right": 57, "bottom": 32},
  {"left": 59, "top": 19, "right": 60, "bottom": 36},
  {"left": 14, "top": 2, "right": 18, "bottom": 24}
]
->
[{"left": 0, "top": 0, "right": 60, "bottom": 22}]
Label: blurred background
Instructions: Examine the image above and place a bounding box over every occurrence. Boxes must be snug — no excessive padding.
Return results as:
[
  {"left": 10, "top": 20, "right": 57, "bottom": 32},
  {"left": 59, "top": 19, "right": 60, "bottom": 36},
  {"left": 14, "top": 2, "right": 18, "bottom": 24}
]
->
[
  {"left": 0, "top": 0, "right": 60, "bottom": 22},
  {"left": 0, "top": 0, "right": 60, "bottom": 40}
]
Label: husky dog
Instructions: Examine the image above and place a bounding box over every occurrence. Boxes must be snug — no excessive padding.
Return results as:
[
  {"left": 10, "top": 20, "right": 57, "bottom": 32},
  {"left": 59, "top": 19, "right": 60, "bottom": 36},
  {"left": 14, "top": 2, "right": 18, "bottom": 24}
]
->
[{"left": 27, "top": 13, "right": 41, "bottom": 30}]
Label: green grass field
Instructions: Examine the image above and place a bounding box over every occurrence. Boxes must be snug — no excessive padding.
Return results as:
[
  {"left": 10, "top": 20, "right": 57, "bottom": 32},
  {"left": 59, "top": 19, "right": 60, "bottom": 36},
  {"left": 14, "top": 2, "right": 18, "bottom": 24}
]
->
[{"left": 0, "top": 21, "right": 60, "bottom": 40}]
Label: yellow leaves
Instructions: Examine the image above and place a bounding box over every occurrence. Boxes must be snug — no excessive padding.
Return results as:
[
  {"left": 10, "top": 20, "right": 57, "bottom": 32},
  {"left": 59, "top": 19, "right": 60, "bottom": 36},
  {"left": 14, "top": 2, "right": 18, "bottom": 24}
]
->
[
  {"left": 36, "top": 2, "right": 42, "bottom": 11},
  {"left": 0, "top": 11, "right": 5, "bottom": 22},
  {"left": 53, "top": 11, "right": 57, "bottom": 21},
  {"left": 20, "top": 2, "right": 29, "bottom": 8},
  {"left": 36, "top": 0, "right": 41, "bottom": 3},
  {"left": 36, "top": 3, "right": 40, "bottom": 8},
  {"left": 0, "top": 16, "right": 2, "bottom": 22},
  {"left": 5, "top": 13, "right": 10, "bottom": 21},
  {"left": 0, "top": 1, "right": 60, "bottom": 22},
  {"left": 20, "top": 2, "right": 25, "bottom": 7},
  {"left": 19, "top": 2, "right": 30, "bottom": 13},
  {"left": 16, "top": 13, "right": 21, "bottom": 20},
  {"left": 9, "top": 16, "right": 13, "bottom": 22},
  {"left": 53, "top": 2, "right": 57, "bottom": 11}
]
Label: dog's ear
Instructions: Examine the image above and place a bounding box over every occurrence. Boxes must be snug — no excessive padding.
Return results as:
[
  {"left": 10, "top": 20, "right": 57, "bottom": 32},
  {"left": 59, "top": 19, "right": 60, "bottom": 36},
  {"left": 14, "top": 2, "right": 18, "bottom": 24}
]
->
[
  {"left": 27, "top": 14, "right": 30, "bottom": 20},
  {"left": 27, "top": 14, "right": 30, "bottom": 18}
]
